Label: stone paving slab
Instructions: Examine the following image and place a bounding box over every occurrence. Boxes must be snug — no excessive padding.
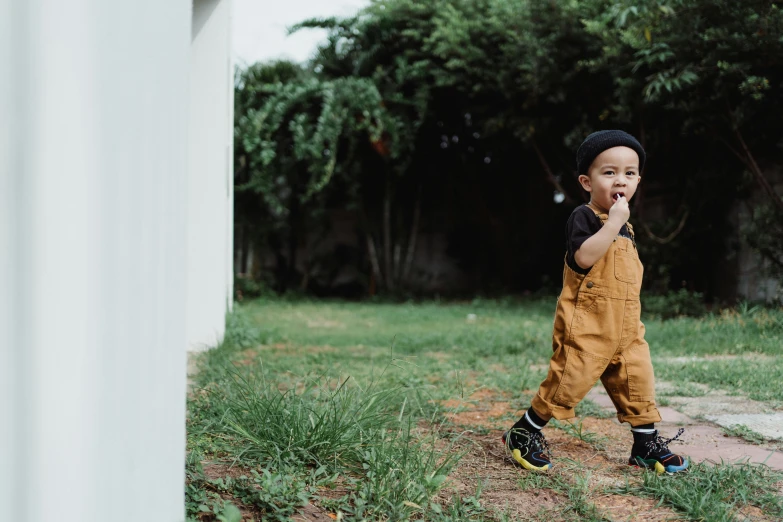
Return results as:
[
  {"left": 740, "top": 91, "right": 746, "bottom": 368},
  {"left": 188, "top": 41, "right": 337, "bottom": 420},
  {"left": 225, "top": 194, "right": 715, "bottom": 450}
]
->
[
  {"left": 706, "top": 413, "right": 783, "bottom": 441},
  {"left": 586, "top": 386, "right": 783, "bottom": 471},
  {"left": 667, "top": 425, "right": 783, "bottom": 469}
]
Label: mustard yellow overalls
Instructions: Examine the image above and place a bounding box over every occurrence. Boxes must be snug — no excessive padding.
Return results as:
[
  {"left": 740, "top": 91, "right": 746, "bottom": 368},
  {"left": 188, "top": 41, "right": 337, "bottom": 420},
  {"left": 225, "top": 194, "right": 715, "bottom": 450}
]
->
[{"left": 531, "top": 204, "right": 661, "bottom": 426}]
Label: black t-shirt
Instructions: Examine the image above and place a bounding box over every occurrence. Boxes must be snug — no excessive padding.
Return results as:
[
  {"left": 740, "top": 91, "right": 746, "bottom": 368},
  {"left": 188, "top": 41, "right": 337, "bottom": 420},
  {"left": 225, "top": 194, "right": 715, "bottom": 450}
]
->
[{"left": 565, "top": 205, "right": 633, "bottom": 274}]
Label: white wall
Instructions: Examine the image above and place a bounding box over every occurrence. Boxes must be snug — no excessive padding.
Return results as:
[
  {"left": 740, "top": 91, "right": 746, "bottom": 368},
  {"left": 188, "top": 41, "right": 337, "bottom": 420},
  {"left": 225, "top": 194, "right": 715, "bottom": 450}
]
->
[
  {"left": 188, "top": 0, "right": 234, "bottom": 351},
  {"left": 1, "top": 1, "right": 191, "bottom": 520}
]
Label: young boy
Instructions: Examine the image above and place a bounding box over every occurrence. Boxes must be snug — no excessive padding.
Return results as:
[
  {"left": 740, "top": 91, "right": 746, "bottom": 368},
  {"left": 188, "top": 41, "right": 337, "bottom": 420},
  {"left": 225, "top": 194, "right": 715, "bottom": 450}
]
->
[{"left": 503, "top": 130, "right": 688, "bottom": 474}]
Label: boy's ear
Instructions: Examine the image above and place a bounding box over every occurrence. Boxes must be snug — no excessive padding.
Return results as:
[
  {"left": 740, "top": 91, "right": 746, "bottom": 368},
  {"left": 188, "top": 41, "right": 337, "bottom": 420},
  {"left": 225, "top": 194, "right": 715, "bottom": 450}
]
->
[{"left": 577, "top": 174, "right": 592, "bottom": 192}]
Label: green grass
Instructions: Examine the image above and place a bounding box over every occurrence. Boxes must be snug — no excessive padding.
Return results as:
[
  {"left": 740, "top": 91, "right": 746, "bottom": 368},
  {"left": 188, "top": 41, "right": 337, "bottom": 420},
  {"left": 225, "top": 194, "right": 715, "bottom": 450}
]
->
[
  {"left": 644, "top": 306, "right": 783, "bottom": 357},
  {"left": 551, "top": 418, "right": 609, "bottom": 451},
  {"left": 722, "top": 424, "right": 768, "bottom": 445},
  {"left": 574, "top": 398, "right": 616, "bottom": 419},
  {"left": 187, "top": 297, "right": 783, "bottom": 521},
  {"left": 657, "top": 382, "right": 709, "bottom": 397},
  {"left": 187, "top": 305, "right": 469, "bottom": 521},
  {"left": 655, "top": 358, "right": 783, "bottom": 402},
  {"left": 616, "top": 461, "right": 783, "bottom": 521},
  {"left": 229, "top": 296, "right": 783, "bottom": 404}
]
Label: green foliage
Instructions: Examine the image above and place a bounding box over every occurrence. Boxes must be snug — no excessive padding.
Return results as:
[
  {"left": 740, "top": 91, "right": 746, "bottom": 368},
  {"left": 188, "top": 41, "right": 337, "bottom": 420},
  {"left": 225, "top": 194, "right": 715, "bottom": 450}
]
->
[
  {"left": 185, "top": 458, "right": 326, "bottom": 522},
  {"left": 184, "top": 459, "right": 242, "bottom": 522},
  {"left": 236, "top": 0, "right": 783, "bottom": 297},
  {"left": 231, "top": 467, "right": 315, "bottom": 521},
  {"left": 617, "top": 460, "right": 783, "bottom": 520},
  {"left": 722, "top": 424, "right": 768, "bottom": 445},
  {"left": 584, "top": 0, "right": 783, "bottom": 123},
  {"left": 233, "top": 274, "right": 273, "bottom": 302},
  {"left": 428, "top": 491, "right": 491, "bottom": 521},
  {"left": 642, "top": 289, "right": 707, "bottom": 319},
  {"left": 238, "top": 76, "right": 388, "bottom": 211},
  {"left": 235, "top": 0, "right": 783, "bottom": 292},
  {"left": 325, "top": 425, "right": 461, "bottom": 521}
]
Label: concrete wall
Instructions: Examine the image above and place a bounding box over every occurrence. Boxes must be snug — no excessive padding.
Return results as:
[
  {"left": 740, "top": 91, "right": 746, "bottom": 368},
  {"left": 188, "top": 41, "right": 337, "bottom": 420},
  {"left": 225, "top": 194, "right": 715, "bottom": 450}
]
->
[
  {"left": 188, "top": 0, "right": 234, "bottom": 351},
  {"left": 1, "top": 1, "right": 190, "bottom": 520}
]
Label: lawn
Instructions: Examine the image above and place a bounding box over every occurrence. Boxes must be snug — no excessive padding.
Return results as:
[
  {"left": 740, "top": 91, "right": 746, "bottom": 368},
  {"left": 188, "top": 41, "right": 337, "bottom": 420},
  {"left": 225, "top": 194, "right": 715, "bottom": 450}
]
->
[{"left": 186, "top": 297, "right": 783, "bottom": 521}]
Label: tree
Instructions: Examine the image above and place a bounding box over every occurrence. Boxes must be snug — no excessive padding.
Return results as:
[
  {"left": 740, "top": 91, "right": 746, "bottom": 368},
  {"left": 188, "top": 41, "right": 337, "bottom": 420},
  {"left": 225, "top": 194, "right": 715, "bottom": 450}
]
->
[
  {"left": 293, "top": 2, "right": 440, "bottom": 293},
  {"left": 235, "top": 0, "right": 783, "bottom": 298},
  {"left": 582, "top": 0, "right": 783, "bottom": 282},
  {"left": 236, "top": 62, "right": 392, "bottom": 291}
]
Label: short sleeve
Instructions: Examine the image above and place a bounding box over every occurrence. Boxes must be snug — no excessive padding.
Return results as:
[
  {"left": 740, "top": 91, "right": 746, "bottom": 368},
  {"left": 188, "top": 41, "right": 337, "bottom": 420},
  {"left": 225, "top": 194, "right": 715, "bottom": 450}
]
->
[{"left": 565, "top": 205, "right": 602, "bottom": 274}]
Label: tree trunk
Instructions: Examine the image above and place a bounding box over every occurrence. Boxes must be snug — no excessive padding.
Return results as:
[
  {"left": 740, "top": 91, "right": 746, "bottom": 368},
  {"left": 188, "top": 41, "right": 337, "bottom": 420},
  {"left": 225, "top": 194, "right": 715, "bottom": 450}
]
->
[
  {"left": 402, "top": 184, "right": 422, "bottom": 283},
  {"left": 299, "top": 239, "right": 310, "bottom": 292},
  {"left": 366, "top": 233, "right": 383, "bottom": 290},
  {"left": 383, "top": 175, "right": 394, "bottom": 290},
  {"left": 393, "top": 243, "right": 402, "bottom": 283},
  {"left": 287, "top": 194, "right": 299, "bottom": 290}
]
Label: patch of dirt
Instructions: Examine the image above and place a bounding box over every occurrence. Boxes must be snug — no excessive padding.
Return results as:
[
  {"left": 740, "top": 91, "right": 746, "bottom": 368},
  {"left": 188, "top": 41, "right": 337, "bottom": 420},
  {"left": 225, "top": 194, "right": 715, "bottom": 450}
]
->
[
  {"left": 733, "top": 504, "right": 778, "bottom": 522},
  {"left": 202, "top": 461, "right": 252, "bottom": 481},
  {"left": 438, "top": 389, "right": 520, "bottom": 429},
  {"left": 435, "top": 384, "right": 783, "bottom": 520},
  {"left": 437, "top": 394, "right": 684, "bottom": 521},
  {"left": 445, "top": 404, "right": 516, "bottom": 430},
  {"left": 592, "top": 494, "right": 680, "bottom": 521},
  {"left": 232, "top": 347, "right": 262, "bottom": 367},
  {"left": 437, "top": 431, "right": 564, "bottom": 520},
  {"left": 438, "top": 427, "right": 681, "bottom": 521}
]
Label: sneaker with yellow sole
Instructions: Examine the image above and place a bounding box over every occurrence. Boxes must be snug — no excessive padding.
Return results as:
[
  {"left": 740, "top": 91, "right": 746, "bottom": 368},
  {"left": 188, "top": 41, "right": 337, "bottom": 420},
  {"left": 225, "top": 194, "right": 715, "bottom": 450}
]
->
[{"left": 502, "top": 428, "right": 552, "bottom": 471}]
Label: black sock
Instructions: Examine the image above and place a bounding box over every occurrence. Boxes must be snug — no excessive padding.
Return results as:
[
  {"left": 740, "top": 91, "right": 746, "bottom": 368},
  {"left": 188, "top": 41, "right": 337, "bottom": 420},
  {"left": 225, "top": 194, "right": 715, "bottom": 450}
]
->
[
  {"left": 631, "top": 423, "right": 656, "bottom": 445},
  {"left": 511, "top": 408, "right": 548, "bottom": 433}
]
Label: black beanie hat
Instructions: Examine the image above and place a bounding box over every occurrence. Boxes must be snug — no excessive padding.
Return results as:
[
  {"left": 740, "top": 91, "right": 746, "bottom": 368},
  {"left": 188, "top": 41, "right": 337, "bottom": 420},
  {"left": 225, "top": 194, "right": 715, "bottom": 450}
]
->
[{"left": 576, "top": 130, "right": 646, "bottom": 175}]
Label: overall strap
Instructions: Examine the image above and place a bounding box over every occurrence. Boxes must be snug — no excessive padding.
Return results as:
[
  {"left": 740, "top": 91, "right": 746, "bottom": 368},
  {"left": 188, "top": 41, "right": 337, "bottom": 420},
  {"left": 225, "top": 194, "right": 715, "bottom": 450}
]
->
[{"left": 586, "top": 203, "right": 636, "bottom": 245}]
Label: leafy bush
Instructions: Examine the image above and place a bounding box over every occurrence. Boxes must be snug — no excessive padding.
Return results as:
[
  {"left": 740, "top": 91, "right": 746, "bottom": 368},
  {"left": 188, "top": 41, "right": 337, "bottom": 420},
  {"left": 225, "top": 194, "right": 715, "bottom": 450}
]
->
[
  {"left": 233, "top": 274, "right": 274, "bottom": 301},
  {"left": 642, "top": 289, "right": 707, "bottom": 319}
]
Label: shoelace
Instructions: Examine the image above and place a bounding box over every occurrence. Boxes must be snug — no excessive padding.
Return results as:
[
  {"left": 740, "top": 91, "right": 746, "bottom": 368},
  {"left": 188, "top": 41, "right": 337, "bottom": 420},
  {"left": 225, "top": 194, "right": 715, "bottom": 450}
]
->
[
  {"left": 643, "top": 427, "right": 685, "bottom": 459},
  {"left": 506, "top": 429, "right": 554, "bottom": 460},
  {"left": 530, "top": 431, "right": 553, "bottom": 460}
]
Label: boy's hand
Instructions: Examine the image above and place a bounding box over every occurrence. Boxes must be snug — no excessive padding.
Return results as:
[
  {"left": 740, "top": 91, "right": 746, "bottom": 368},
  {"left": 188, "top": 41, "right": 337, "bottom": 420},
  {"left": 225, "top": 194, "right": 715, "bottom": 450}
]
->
[{"left": 608, "top": 195, "right": 630, "bottom": 227}]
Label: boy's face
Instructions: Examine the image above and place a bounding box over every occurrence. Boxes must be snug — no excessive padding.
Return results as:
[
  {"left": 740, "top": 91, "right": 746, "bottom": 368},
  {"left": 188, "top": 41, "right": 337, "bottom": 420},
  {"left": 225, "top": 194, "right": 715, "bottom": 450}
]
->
[{"left": 577, "top": 146, "right": 641, "bottom": 212}]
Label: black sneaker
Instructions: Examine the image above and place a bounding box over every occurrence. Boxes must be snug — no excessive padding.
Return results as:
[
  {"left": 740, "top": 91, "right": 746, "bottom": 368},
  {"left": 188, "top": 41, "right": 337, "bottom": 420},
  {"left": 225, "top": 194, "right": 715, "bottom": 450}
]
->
[
  {"left": 502, "top": 428, "right": 552, "bottom": 471},
  {"left": 629, "top": 428, "right": 689, "bottom": 474}
]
